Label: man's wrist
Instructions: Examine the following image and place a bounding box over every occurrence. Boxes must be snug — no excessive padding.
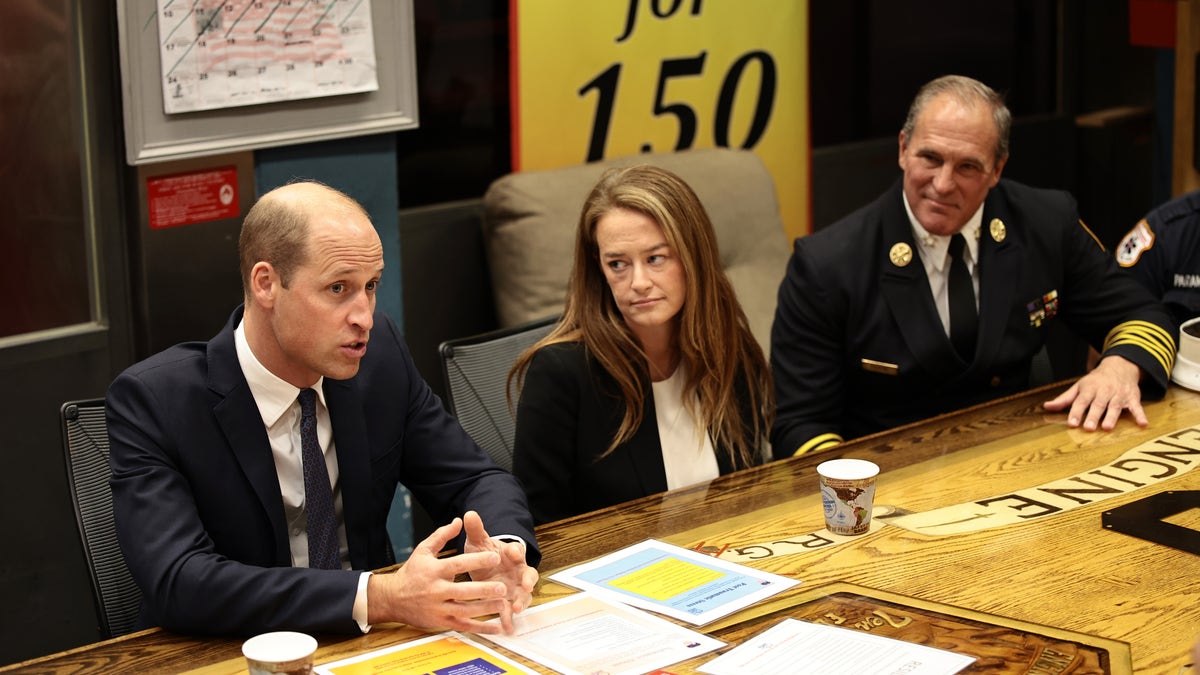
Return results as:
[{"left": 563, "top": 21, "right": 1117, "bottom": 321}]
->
[
  {"left": 493, "top": 534, "right": 527, "bottom": 555},
  {"left": 354, "top": 572, "right": 372, "bottom": 633}
]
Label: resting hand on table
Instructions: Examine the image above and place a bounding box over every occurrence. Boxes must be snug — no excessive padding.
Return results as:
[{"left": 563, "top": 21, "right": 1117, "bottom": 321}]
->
[
  {"left": 1043, "top": 354, "right": 1146, "bottom": 431},
  {"left": 367, "top": 510, "right": 536, "bottom": 635}
]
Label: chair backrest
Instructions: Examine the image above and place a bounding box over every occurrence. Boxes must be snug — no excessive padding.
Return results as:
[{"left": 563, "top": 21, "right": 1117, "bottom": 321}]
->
[
  {"left": 481, "top": 147, "right": 790, "bottom": 357},
  {"left": 439, "top": 316, "right": 558, "bottom": 471},
  {"left": 61, "top": 399, "right": 142, "bottom": 639}
]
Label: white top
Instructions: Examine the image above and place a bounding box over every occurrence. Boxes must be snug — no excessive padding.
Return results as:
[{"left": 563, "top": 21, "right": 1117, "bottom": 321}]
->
[
  {"left": 234, "top": 321, "right": 348, "bottom": 569},
  {"left": 235, "top": 320, "right": 371, "bottom": 632},
  {"left": 652, "top": 365, "right": 719, "bottom": 490},
  {"left": 902, "top": 192, "right": 983, "bottom": 338}
]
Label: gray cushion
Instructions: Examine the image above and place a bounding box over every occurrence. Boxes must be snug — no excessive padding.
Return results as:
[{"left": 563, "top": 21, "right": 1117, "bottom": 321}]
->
[{"left": 482, "top": 147, "right": 790, "bottom": 356}]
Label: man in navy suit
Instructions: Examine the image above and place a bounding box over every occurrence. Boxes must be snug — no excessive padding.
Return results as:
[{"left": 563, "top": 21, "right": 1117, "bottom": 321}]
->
[
  {"left": 770, "top": 75, "right": 1177, "bottom": 459},
  {"left": 107, "top": 181, "right": 539, "bottom": 636}
]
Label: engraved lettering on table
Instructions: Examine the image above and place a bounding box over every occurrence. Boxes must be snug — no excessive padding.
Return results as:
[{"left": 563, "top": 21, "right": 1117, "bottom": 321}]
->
[
  {"left": 729, "top": 544, "right": 775, "bottom": 559},
  {"left": 852, "top": 615, "right": 883, "bottom": 630},
  {"left": 873, "top": 609, "right": 913, "bottom": 628},
  {"left": 1027, "top": 646, "right": 1078, "bottom": 674},
  {"left": 809, "top": 608, "right": 913, "bottom": 632},
  {"left": 729, "top": 533, "right": 836, "bottom": 559},
  {"left": 780, "top": 592, "right": 1122, "bottom": 673},
  {"left": 1141, "top": 439, "right": 1200, "bottom": 466},
  {"left": 1109, "top": 457, "right": 1180, "bottom": 479},
  {"left": 813, "top": 612, "right": 846, "bottom": 625},
  {"left": 788, "top": 533, "right": 836, "bottom": 549},
  {"left": 1086, "top": 468, "right": 1146, "bottom": 488},
  {"left": 975, "top": 494, "right": 1063, "bottom": 519},
  {"left": 912, "top": 511, "right": 996, "bottom": 530},
  {"left": 1164, "top": 426, "right": 1200, "bottom": 449},
  {"left": 1037, "top": 476, "right": 1124, "bottom": 505}
]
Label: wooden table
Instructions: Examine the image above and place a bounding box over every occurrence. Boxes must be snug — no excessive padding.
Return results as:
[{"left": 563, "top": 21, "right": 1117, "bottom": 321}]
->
[{"left": 6, "top": 383, "right": 1199, "bottom": 674}]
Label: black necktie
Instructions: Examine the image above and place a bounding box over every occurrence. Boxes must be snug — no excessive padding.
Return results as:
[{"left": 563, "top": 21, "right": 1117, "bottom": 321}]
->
[
  {"left": 947, "top": 233, "right": 977, "bottom": 360},
  {"left": 298, "top": 388, "right": 340, "bottom": 570}
]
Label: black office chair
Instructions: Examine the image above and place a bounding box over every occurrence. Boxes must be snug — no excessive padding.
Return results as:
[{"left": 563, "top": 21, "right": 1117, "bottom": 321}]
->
[
  {"left": 61, "top": 399, "right": 142, "bottom": 639},
  {"left": 439, "top": 316, "right": 558, "bottom": 471}
]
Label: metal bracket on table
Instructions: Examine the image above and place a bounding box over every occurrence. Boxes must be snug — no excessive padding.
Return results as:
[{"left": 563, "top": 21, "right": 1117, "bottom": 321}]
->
[{"left": 1102, "top": 490, "right": 1200, "bottom": 555}]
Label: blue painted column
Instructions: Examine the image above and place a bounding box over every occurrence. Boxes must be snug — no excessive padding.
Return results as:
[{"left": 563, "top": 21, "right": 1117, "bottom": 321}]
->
[{"left": 256, "top": 133, "right": 414, "bottom": 560}]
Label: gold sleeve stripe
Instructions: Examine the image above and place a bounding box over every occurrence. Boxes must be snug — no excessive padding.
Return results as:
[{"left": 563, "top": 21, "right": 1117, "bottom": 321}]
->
[
  {"left": 1078, "top": 219, "right": 1105, "bottom": 251},
  {"left": 1102, "top": 320, "right": 1176, "bottom": 375},
  {"left": 1105, "top": 330, "right": 1175, "bottom": 368},
  {"left": 794, "top": 433, "right": 843, "bottom": 457},
  {"left": 1108, "top": 334, "right": 1173, "bottom": 371},
  {"left": 1102, "top": 320, "right": 1176, "bottom": 355}
]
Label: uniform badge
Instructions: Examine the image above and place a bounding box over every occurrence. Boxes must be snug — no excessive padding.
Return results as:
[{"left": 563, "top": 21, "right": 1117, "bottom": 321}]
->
[
  {"left": 989, "top": 218, "right": 1006, "bottom": 242},
  {"left": 889, "top": 243, "right": 912, "bottom": 267},
  {"left": 1027, "top": 289, "right": 1059, "bottom": 327},
  {"left": 1116, "top": 219, "right": 1154, "bottom": 267}
]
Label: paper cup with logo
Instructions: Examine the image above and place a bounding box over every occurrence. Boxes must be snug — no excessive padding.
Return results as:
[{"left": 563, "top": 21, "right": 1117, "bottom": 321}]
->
[
  {"left": 817, "top": 458, "right": 879, "bottom": 535},
  {"left": 242, "top": 631, "right": 317, "bottom": 675}
]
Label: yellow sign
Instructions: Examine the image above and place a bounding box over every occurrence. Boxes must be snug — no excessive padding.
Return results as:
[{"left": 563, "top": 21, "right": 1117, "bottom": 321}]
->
[{"left": 512, "top": 0, "right": 810, "bottom": 238}]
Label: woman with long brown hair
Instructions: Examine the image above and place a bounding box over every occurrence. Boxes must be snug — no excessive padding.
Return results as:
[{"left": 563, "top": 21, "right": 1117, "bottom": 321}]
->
[{"left": 509, "top": 164, "right": 773, "bottom": 524}]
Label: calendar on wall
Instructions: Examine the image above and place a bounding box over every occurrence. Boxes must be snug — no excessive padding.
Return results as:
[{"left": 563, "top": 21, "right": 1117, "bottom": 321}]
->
[
  {"left": 155, "top": 0, "right": 379, "bottom": 114},
  {"left": 116, "top": 0, "right": 417, "bottom": 165}
]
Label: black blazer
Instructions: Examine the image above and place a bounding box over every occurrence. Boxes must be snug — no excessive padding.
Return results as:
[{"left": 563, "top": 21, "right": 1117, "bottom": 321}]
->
[
  {"left": 106, "top": 307, "right": 539, "bottom": 636},
  {"left": 770, "top": 179, "right": 1177, "bottom": 458},
  {"left": 513, "top": 342, "right": 760, "bottom": 524}
]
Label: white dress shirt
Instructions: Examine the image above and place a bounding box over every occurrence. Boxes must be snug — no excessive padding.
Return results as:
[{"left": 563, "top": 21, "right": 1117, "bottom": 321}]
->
[
  {"left": 901, "top": 192, "right": 983, "bottom": 338},
  {"left": 234, "top": 320, "right": 371, "bottom": 631}
]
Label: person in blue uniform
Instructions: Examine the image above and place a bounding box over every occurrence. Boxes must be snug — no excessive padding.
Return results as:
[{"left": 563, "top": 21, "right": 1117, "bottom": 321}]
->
[
  {"left": 510, "top": 165, "right": 773, "bottom": 524},
  {"left": 770, "top": 75, "right": 1177, "bottom": 460},
  {"left": 1116, "top": 189, "right": 1200, "bottom": 325}
]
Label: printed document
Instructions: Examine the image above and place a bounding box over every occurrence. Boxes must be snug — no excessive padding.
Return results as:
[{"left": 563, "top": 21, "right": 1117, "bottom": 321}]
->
[{"left": 549, "top": 539, "right": 798, "bottom": 625}]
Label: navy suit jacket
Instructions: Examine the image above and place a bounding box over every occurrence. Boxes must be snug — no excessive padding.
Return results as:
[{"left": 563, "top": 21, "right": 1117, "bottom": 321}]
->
[
  {"left": 770, "top": 179, "right": 1177, "bottom": 458},
  {"left": 106, "top": 307, "right": 539, "bottom": 636},
  {"left": 513, "top": 342, "right": 759, "bottom": 524}
]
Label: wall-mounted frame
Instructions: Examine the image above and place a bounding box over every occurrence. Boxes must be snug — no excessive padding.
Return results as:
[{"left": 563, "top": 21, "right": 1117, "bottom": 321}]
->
[{"left": 115, "top": 0, "right": 418, "bottom": 165}]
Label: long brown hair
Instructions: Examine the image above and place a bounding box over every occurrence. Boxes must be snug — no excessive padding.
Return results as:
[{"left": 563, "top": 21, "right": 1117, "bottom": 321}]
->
[{"left": 509, "top": 164, "right": 773, "bottom": 468}]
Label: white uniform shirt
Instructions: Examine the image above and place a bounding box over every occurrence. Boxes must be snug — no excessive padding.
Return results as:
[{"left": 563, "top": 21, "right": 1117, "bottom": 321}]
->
[{"left": 902, "top": 192, "right": 983, "bottom": 338}]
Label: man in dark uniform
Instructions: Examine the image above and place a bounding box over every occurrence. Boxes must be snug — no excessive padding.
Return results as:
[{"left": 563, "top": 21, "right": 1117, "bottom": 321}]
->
[
  {"left": 1116, "top": 189, "right": 1200, "bottom": 325},
  {"left": 770, "top": 75, "right": 1177, "bottom": 460}
]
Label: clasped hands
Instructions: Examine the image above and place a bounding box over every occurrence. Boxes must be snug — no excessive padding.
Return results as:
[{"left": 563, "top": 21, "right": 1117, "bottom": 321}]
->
[{"left": 367, "top": 510, "right": 537, "bottom": 634}]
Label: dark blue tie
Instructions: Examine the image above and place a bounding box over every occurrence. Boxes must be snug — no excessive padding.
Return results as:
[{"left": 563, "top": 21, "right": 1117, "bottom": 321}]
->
[
  {"left": 947, "top": 233, "right": 977, "bottom": 360},
  {"left": 298, "top": 388, "right": 340, "bottom": 570}
]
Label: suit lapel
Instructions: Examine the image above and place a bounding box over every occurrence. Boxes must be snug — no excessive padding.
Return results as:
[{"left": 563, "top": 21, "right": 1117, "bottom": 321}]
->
[
  {"left": 976, "top": 197, "right": 1023, "bottom": 366},
  {"left": 324, "top": 379, "right": 372, "bottom": 570},
  {"left": 877, "top": 186, "right": 964, "bottom": 380},
  {"left": 207, "top": 307, "right": 292, "bottom": 565},
  {"left": 629, "top": 390, "right": 668, "bottom": 495}
]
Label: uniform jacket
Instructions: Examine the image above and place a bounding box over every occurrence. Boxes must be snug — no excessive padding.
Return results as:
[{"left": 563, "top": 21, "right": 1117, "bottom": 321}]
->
[
  {"left": 770, "top": 179, "right": 1177, "bottom": 459},
  {"left": 513, "top": 342, "right": 761, "bottom": 524},
  {"left": 106, "top": 307, "right": 539, "bottom": 636},
  {"left": 1117, "top": 188, "right": 1200, "bottom": 324}
]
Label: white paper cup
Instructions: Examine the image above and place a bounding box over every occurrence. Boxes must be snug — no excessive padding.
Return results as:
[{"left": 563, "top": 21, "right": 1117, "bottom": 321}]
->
[
  {"left": 242, "top": 631, "right": 317, "bottom": 675},
  {"left": 817, "top": 458, "right": 880, "bottom": 535}
]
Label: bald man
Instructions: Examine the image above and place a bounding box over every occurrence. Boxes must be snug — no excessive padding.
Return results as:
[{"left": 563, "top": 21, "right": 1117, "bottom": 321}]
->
[{"left": 107, "top": 182, "right": 539, "bottom": 637}]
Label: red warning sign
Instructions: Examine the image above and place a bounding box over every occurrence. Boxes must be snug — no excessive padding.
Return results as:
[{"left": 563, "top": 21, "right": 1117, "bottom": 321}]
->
[{"left": 146, "top": 166, "right": 240, "bottom": 229}]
